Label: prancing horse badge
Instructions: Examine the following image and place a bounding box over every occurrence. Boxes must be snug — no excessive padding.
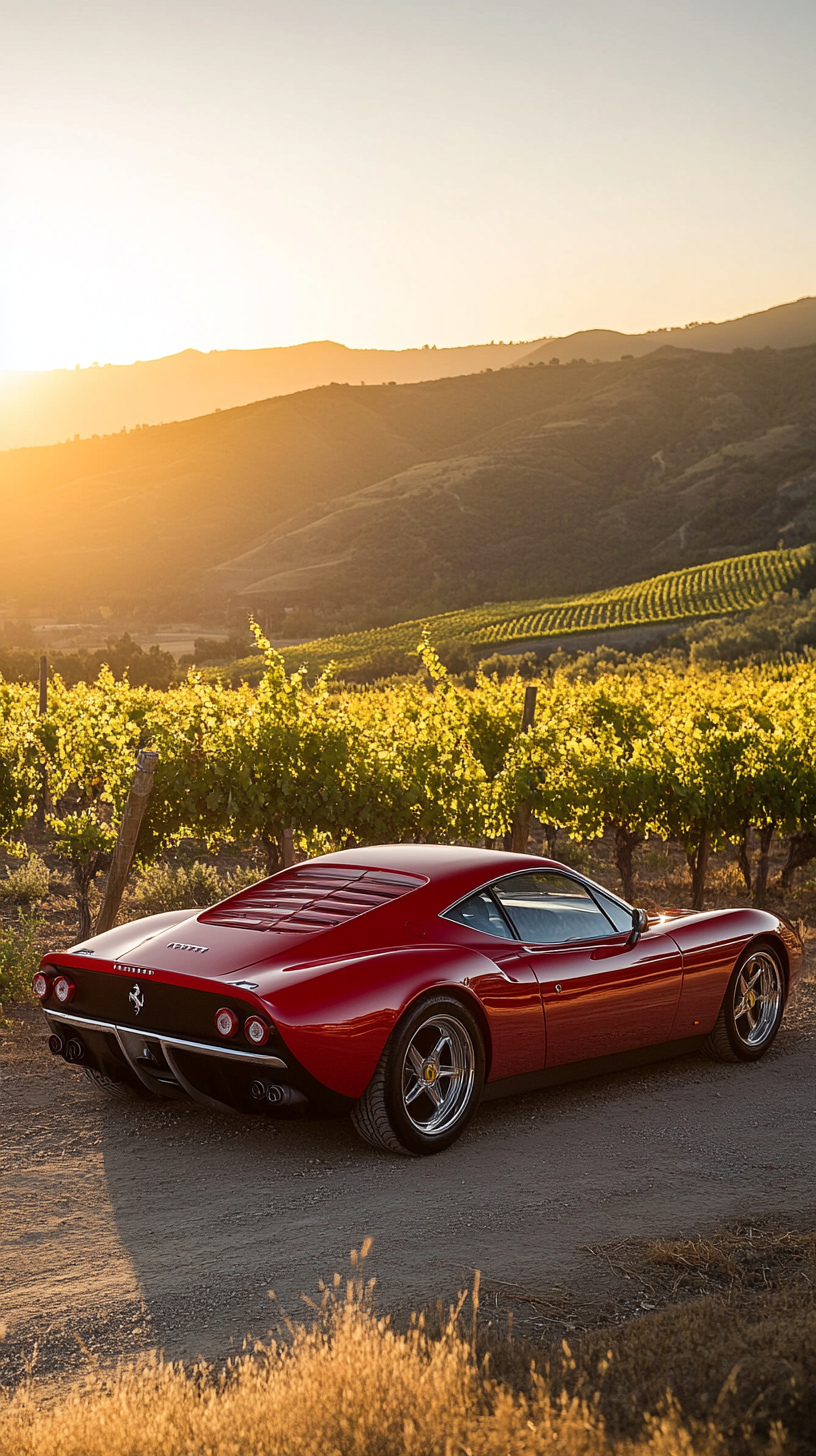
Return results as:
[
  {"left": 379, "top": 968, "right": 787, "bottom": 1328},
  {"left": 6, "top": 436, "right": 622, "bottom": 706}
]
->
[{"left": 129, "top": 984, "right": 145, "bottom": 1015}]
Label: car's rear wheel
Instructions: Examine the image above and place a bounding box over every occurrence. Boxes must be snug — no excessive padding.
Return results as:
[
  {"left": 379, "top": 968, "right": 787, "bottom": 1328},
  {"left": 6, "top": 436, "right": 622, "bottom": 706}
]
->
[
  {"left": 351, "top": 995, "right": 485, "bottom": 1155},
  {"left": 81, "top": 1066, "right": 142, "bottom": 1099},
  {"left": 706, "top": 941, "right": 785, "bottom": 1063}
]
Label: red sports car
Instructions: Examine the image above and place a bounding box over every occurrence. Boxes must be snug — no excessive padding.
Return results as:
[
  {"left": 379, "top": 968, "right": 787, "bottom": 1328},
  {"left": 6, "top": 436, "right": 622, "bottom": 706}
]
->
[{"left": 34, "top": 845, "right": 802, "bottom": 1155}]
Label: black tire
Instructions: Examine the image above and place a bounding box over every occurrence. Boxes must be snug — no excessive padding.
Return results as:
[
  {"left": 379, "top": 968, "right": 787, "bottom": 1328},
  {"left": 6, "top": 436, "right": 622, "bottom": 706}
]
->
[
  {"left": 351, "top": 994, "right": 485, "bottom": 1156},
  {"left": 81, "top": 1066, "right": 141, "bottom": 1100},
  {"left": 705, "top": 940, "right": 785, "bottom": 1063}
]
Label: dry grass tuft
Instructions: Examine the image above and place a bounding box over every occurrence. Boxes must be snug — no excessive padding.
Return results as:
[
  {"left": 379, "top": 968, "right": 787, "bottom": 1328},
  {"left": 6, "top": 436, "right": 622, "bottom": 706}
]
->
[
  {"left": 644, "top": 1225, "right": 816, "bottom": 1297},
  {"left": 0, "top": 1311, "right": 709, "bottom": 1456},
  {"left": 3, "top": 1239, "right": 815, "bottom": 1456}
]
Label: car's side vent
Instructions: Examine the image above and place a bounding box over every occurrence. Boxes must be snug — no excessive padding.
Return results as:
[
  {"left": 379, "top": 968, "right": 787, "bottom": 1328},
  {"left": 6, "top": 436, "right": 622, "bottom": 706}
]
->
[{"left": 199, "top": 865, "right": 428, "bottom": 934}]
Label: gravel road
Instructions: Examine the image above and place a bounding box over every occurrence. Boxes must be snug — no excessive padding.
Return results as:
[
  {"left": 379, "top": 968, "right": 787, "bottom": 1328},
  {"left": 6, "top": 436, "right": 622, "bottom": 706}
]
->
[{"left": 2, "top": 967, "right": 814, "bottom": 1388}]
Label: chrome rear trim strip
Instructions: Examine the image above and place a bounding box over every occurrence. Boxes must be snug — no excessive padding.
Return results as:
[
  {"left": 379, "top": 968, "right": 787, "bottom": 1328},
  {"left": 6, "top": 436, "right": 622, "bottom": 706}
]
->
[
  {"left": 46, "top": 1010, "right": 115, "bottom": 1034},
  {"left": 44, "top": 1010, "right": 287, "bottom": 1068}
]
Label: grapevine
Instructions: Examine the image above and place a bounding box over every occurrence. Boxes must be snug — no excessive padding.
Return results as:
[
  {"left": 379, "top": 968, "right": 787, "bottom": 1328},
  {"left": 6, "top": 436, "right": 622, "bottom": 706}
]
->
[{"left": 3, "top": 632, "right": 816, "bottom": 915}]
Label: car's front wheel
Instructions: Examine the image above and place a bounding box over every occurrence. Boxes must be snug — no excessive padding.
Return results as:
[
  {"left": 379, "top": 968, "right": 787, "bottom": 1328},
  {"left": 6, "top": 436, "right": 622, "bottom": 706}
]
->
[
  {"left": 706, "top": 941, "right": 785, "bottom": 1063},
  {"left": 351, "top": 994, "right": 485, "bottom": 1155}
]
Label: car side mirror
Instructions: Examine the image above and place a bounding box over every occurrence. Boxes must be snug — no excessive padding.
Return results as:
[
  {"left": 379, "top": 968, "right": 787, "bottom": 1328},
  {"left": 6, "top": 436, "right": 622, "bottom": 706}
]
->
[{"left": 628, "top": 907, "right": 649, "bottom": 943}]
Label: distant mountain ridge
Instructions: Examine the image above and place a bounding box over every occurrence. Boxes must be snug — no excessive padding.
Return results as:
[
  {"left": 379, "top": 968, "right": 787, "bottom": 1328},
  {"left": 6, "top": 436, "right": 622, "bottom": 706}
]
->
[
  {"left": 3, "top": 340, "right": 816, "bottom": 629},
  {"left": 518, "top": 295, "right": 816, "bottom": 366},
  {"left": 0, "top": 339, "right": 540, "bottom": 451},
  {"left": 1, "top": 294, "right": 815, "bottom": 451}
]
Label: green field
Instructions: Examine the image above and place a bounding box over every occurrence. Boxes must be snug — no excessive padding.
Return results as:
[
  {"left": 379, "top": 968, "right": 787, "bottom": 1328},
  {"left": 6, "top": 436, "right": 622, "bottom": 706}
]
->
[{"left": 279, "top": 543, "right": 816, "bottom": 675}]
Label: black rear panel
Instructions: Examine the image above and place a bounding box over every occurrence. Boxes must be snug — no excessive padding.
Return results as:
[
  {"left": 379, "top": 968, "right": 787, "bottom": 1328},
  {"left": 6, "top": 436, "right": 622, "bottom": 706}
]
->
[{"left": 40, "top": 964, "right": 284, "bottom": 1057}]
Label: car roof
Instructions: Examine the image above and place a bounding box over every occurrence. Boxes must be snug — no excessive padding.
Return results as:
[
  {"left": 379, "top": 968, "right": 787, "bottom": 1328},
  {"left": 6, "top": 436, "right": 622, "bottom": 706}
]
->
[{"left": 307, "top": 843, "right": 553, "bottom": 883}]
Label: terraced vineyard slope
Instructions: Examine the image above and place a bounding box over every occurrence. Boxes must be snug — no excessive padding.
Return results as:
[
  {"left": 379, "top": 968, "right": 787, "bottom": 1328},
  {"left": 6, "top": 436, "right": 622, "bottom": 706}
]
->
[{"left": 279, "top": 544, "right": 816, "bottom": 675}]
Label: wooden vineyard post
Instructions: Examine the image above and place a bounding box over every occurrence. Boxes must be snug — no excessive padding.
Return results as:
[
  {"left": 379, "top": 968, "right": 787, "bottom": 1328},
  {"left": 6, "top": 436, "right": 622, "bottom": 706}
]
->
[
  {"left": 94, "top": 750, "right": 159, "bottom": 935},
  {"left": 510, "top": 685, "right": 538, "bottom": 854},
  {"left": 35, "top": 655, "right": 48, "bottom": 834}
]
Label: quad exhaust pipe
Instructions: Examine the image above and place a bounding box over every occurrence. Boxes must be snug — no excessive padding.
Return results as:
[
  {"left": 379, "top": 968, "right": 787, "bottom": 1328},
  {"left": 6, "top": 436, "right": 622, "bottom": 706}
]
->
[
  {"left": 48, "top": 1032, "right": 85, "bottom": 1062},
  {"left": 250, "top": 1079, "right": 308, "bottom": 1109}
]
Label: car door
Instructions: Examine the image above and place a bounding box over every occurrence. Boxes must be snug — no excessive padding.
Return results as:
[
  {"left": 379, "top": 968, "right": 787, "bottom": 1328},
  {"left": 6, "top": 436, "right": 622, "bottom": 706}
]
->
[
  {"left": 438, "top": 887, "right": 547, "bottom": 1079},
  {"left": 491, "top": 871, "right": 683, "bottom": 1067}
]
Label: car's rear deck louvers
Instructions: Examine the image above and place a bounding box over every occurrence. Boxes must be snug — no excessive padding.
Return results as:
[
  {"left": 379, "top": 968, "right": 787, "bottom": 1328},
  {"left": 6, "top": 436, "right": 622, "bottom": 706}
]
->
[{"left": 199, "top": 865, "right": 427, "bottom": 933}]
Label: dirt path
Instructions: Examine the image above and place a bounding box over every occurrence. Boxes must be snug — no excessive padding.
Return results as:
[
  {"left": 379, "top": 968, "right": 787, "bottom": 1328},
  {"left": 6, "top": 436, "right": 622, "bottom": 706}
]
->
[{"left": 2, "top": 969, "right": 814, "bottom": 1388}]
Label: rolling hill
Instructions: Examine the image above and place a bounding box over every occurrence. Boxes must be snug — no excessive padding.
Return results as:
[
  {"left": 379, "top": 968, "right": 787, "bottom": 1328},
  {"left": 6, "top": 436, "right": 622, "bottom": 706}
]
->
[
  {"left": 2, "top": 295, "right": 815, "bottom": 452},
  {"left": 2, "top": 341, "right": 816, "bottom": 629}
]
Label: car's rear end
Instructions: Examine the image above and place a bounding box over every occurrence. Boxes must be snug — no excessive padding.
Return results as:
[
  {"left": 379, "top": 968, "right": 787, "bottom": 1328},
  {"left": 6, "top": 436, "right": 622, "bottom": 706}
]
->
[
  {"left": 32, "top": 951, "right": 317, "bottom": 1114},
  {"left": 33, "top": 856, "right": 432, "bottom": 1116}
]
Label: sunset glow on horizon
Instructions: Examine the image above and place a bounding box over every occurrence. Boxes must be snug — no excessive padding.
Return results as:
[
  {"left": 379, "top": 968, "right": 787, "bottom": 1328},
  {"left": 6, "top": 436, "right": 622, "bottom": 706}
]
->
[{"left": 1, "top": 0, "right": 814, "bottom": 373}]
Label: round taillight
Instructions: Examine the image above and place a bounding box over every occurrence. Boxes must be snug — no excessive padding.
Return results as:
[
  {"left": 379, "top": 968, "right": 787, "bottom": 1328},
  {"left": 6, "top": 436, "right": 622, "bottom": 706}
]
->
[
  {"left": 53, "top": 975, "right": 75, "bottom": 1005},
  {"left": 215, "top": 1006, "right": 238, "bottom": 1038},
  {"left": 32, "top": 972, "right": 51, "bottom": 1000},
  {"left": 244, "top": 1015, "right": 270, "bottom": 1046}
]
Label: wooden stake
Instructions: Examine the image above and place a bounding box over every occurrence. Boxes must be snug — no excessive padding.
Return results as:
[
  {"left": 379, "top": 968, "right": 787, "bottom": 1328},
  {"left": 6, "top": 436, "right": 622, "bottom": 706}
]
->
[
  {"left": 510, "top": 685, "right": 538, "bottom": 854},
  {"left": 94, "top": 750, "right": 159, "bottom": 935}
]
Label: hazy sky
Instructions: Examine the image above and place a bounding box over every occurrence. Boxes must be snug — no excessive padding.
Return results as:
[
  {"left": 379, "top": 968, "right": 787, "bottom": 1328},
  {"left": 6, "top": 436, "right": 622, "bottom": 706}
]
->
[{"left": 1, "top": 0, "right": 814, "bottom": 371}]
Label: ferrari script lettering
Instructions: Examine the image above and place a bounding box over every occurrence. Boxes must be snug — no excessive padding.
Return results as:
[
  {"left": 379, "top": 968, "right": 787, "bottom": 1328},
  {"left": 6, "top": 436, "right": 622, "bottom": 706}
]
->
[{"left": 167, "top": 942, "right": 208, "bottom": 953}]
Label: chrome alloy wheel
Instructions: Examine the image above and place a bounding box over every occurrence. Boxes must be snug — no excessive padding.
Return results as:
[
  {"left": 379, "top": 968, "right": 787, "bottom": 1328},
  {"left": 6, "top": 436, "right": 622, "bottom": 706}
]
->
[
  {"left": 732, "top": 950, "right": 783, "bottom": 1048},
  {"left": 400, "top": 1013, "right": 475, "bottom": 1137}
]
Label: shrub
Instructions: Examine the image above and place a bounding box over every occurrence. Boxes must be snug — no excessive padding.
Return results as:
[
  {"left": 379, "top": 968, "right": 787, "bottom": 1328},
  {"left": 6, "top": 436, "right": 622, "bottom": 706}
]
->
[
  {"left": 556, "top": 838, "right": 593, "bottom": 870},
  {"left": 0, "top": 912, "right": 41, "bottom": 1017},
  {"left": 436, "top": 638, "right": 475, "bottom": 674},
  {"left": 0, "top": 853, "right": 51, "bottom": 905},
  {"left": 223, "top": 862, "right": 266, "bottom": 894},
  {"left": 478, "top": 651, "right": 539, "bottom": 680},
  {"left": 133, "top": 860, "right": 227, "bottom": 917}
]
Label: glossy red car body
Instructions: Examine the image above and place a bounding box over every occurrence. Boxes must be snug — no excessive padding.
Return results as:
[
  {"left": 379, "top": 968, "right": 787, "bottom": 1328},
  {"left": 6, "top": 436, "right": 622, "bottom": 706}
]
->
[{"left": 36, "top": 845, "right": 802, "bottom": 1122}]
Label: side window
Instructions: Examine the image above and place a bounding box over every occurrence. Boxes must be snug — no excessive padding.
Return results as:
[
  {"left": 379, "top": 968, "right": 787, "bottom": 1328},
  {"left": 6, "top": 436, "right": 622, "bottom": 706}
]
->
[
  {"left": 589, "top": 885, "right": 633, "bottom": 933},
  {"left": 492, "top": 872, "right": 615, "bottom": 945},
  {"left": 442, "top": 890, "right": 514, "bottom": 940}
]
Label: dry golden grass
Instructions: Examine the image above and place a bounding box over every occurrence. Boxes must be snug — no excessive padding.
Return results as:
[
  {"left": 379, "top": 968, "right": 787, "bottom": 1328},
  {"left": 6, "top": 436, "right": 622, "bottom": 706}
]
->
[
  {"left": 3, "top": 1238, "right": 814, "bottom": 1456},
  {"left": 0, "top": 1309, "right": 703, "bottom": 1456}
]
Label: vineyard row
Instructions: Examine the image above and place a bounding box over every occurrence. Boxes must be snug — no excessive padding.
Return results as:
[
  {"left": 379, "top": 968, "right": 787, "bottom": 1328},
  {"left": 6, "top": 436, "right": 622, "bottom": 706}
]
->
[
  {"left": 3, "top": 640, "right": 816, "bottom": 920},
  {"left": 279, "top": 544, "right": 815, "bottom": 674}
]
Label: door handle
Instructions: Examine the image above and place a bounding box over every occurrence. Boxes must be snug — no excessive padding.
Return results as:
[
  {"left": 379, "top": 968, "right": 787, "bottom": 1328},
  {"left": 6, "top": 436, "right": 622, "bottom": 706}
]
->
[{"left": 590, "top": 943, "right": 631, "bottom": 961}]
